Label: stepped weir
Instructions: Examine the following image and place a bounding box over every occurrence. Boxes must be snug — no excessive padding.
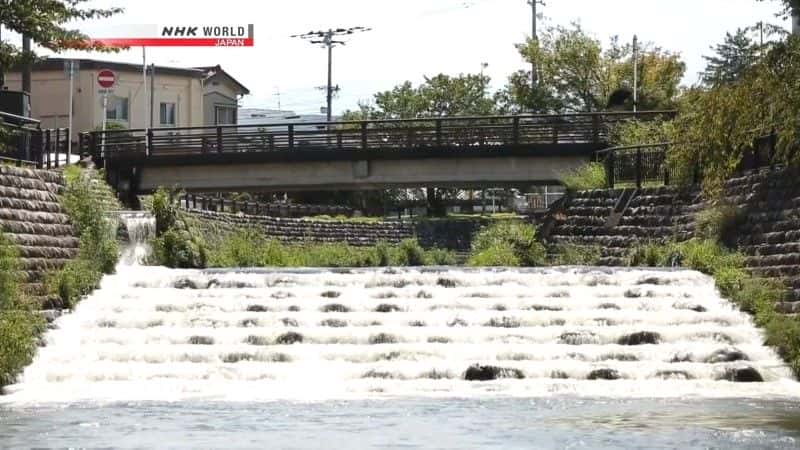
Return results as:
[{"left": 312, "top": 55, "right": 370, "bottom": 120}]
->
[{"left": 3, "top": 257, "right": 797, "bottom": 401}]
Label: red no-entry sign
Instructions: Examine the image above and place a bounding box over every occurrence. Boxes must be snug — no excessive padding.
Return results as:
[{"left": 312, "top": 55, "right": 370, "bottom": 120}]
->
[{"left": 97, "top": 69, "right": 116, "bottom": 88}]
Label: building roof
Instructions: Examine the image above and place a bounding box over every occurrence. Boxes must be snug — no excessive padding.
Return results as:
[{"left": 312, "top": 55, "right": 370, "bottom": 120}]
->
[
  {"left": 19, "top": 57, "right": 205, "bottom": 78},
  {"left": 195, "top": 65, "right": 250, "bottom": 95}
]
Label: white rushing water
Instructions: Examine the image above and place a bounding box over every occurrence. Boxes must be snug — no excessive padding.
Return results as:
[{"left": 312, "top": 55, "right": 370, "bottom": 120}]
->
[
  {"left": 4, "top": 256, "right": 800, "bottom": 403},
  {"left": 117, "top": 211, "right": 156, "bottom": 266}
]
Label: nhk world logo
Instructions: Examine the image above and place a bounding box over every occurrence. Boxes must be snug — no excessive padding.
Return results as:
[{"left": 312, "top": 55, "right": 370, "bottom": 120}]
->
[{"left": 89, "top": 24, "right": 254, "bottom": 47}]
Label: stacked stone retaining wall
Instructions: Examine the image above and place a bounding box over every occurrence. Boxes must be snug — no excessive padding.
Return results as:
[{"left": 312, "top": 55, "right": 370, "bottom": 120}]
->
[
  {"left": 722, "top": 168, "right": 800, "bottom": 310},
  {"left": 187, "top": 209, "right": 415, "bottom": 247},
  {"left": 546, "top": 186, "right": 701, "bottom": 265},
  {"left": 0, "top": 166, "right": 79, "bottom": 298}
]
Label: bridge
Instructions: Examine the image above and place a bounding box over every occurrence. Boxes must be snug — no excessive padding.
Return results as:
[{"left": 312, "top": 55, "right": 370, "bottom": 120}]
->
[{"left": 80, "top": 111, "right": 673, "bottom": 199}]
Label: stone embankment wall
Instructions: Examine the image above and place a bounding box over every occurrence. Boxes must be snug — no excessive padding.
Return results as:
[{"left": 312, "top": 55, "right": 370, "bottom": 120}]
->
[
  {"left": 185, "top": 209, "right": 497, "bottom": 251},
  {"left": 187, "top": 209, "right": 414, "bottom": 247},
  {"left": 0, "top": 166, "right": 79, "bottom": 298},
  {"left": 546, "top": 186, "right": 701, "bottom": 265},
  {"left": 722, "top": 169, "right": 800, "bottom": 310}
]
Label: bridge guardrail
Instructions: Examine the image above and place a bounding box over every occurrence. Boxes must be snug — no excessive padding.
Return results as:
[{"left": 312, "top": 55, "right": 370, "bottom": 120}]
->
[
  {"left": 1, "top": 111, "right": 71, "bottom": 169},
  {"left": 81, "top": 111, "right": 676, "bottom": 160}
]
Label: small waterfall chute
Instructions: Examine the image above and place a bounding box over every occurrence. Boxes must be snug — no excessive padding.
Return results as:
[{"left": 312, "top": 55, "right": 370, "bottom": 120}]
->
[{"left": 118, "top": 211, "right": 156, "bottom": 266}]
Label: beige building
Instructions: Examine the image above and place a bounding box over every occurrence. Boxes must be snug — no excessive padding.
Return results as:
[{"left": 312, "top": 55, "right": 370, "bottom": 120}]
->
[{"left": 4, "top": 58, "right": 249, "bottom": 143}]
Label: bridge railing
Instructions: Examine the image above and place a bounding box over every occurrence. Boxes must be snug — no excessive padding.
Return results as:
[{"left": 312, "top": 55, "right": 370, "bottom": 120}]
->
[
  {"left": 1, "top": 111, "right": 71, "bottom": 169},
  {"left": 595, "top": 143, "right": 689, "bottom": 188},
  {"left": 80, "top": 111, "right": 675, "bottom": 159}
]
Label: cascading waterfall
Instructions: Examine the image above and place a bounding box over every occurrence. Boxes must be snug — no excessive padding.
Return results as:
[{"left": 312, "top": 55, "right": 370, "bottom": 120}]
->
[
  {"left": 4, "top": 259, "right": 800, "bottom": 403},
  {"left": 118, "top": 211, "right": 156, "bottom": 266}
]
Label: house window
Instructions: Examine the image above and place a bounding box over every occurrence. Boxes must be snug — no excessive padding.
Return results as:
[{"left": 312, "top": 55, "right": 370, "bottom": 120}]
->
[
  {"left": 160, "top": 102, "right": 176, "bottom": 126},
  {"left": 106, "top": 96, "right": 129, "bottom": 121},
  {"left": 215, "top": 105, "right": 236, "bottom": 125}
]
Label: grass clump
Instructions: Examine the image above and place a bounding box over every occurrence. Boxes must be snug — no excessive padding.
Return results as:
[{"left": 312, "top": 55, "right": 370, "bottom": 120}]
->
[
  {"left": 558, "top": 162, "right": 607, "bottom": 192},
  {"left": 148, "top": 188, "right": 208, "bottom": 269},
  {"left": 0, "top": 233, "right": 45, "bottom": 387},
  {"left": 44, "top": 167, "right": 121, "bottom": 308},
  {"left": 468, "top": 221, "right": 546, "bottom": 267},
  {"left": 549, "top": 244, "right": 602, "bottom": 266}
]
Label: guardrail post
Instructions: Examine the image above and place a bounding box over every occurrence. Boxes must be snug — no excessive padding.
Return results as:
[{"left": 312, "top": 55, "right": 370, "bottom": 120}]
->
[
  {"left": 361, "top": 122, "right": 368, "bottom": 150},
  {"left": 435, "top": 119, "right": 442, "bottom": 147},
  {"left": 54, "top": 128, "right": 61, "bottom": 168},
  {"left": 216, "top": 126, "right": 223, "bottom": 153},
  {"left": 635, "top": 147, "right": 642, "bottom": 189},
  {"left": 44, "top": 130, "right": 52, "bottom": 169},
  {"left": 288, "top": 124, "right": 295, "bottom": 150},
  {"left": 146, "top": 128, "right": 154, "bottom": 157},
  {"left": 512, "top": 116, "right": 520, "bottom": 145},
  {"left": 606, "top": 150, "right": 615, "bottom": 189}
]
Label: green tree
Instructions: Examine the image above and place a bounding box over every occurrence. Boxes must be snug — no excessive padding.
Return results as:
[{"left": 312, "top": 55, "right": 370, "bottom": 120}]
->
[
  {"left": 506, "top": 23, "right": 685, "bottom": 112},
  {"left": 703, "top": 29, "right": 762, "bottom": 85},
  {"left": 341, "top": 73, "right": 499, "bottom": 216},
  {"left": 0, "top": 0, "right": 122, "bottom": 80},
  {"left": 344, "top": 73, "right": 497, "bottom": 120}
]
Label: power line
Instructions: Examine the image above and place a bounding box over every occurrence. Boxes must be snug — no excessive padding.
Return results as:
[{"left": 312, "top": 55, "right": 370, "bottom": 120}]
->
[{"left": 290, "top": 27, "right": 372, "bottom": 122}]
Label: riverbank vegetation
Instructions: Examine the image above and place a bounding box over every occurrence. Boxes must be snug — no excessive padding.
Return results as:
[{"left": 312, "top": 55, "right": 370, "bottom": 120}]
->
[
  {"left": 0, "top": 233, "right": 44, "bottom": 388},
  {"left": 43, "top": 167, "right": 120, "bottom": 308},
  {"left": 627, "top": 238, "right": 800, "bottom": 377}
]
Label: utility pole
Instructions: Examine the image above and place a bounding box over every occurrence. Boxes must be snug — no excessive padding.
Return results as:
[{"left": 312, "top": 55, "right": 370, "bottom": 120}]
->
[
  {"left": 632, "top": 35, "right": 638, "bottom": 113},
  {"left": 291, "top": 27, "right": 371, "bottom": 124},
  {"left": 274, "top": 86, "right": 282, "bottom": 111},
  {"left": 480, "top": 62, "right": 488, "bottom": 97},
  {"left": 527, "top": 1, "right": 544, "bottom": 92},
  {"left": 21, "top": 34, "right": 31, "bottom": 93}
]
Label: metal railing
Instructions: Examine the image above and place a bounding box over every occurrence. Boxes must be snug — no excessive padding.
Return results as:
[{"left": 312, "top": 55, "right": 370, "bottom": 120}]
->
[
  {"left": 0, "top": 111, "right": 71, "bottom": 169},
  {"left": 595, "top": 143, "right": 690, "bottom": 188},
  {"left": 81, "top": 111, "right": 675, "bottom": 160}
]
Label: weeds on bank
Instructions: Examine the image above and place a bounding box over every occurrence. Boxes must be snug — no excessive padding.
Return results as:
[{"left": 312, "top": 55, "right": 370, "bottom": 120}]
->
[
  {"left": 558, "top": 162, "right": 607, "bottom": 192},
  {"left": 205, "top": 231, "right": 455, "bottom": 268},
  {"left": 468, "top": 221, "right": 546, "bottom": 267},
  {"left": 628, "top": 238, "right": 800, "bottom": 377},
  {"left": 0, "top": 233, "right": 44, "bottom": 387},
  {"left": 44, "top": 167, "right": 120, "bottom": 308}
]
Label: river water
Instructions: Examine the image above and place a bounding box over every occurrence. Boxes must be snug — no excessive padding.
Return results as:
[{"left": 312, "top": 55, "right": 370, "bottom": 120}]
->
[{"left": 1, "top": 218, "right": 800, "bottom": 448}]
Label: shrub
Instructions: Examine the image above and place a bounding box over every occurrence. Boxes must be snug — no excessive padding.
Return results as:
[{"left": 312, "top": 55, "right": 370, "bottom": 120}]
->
[
  {"left": 0, "top": 233, "right": 21, "bottom": 310},
  {"left": 469, "top": 221, "right": 546, "bottom": 266},
  {"left": 151, "top": 188, "right": 179, "bottom": 234},
  {"left": 151, "top": 229, "right": 208, "bottom": 269},
  {"left": 549, "top": 244, "right": 602, "bottom": 265},
  {"left": 45, "top": 259, "right": 102, "bottom": 309},
  {"left": 0, "top": 233, "right": 44, "bottom": 387},
  {"left": 558, "top": 162, "right": 607, "bottom": 191},
  {"left": 467, "top": 242, "right": 520, "bottom": 267},
  {"left": 425, "top": 248, "right": 457, "bottom": 266},
  {"left": 396, "top": 239, "right": 425, "bottom": 266},
  {"left": 695, "top": 203, "right": 745, "bottom": 248}
]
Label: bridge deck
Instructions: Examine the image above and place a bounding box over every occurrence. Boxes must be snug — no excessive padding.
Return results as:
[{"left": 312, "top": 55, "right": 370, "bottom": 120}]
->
[{"left": 81, "top": 111, "right": 674, "bottom": 162}]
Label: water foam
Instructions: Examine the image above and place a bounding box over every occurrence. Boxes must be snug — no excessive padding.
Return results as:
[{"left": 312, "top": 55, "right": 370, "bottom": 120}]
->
[{"left": 4, "top": 265, "right": 799, "bottom": 403}]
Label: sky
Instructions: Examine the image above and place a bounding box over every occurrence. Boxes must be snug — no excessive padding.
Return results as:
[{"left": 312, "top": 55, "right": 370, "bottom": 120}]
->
[{"left": 20, "top": 0, "right": 795, "bottom": 115}]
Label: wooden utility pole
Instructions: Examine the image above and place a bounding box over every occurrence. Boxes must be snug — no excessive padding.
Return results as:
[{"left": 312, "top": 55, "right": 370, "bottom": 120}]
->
[
  {"left": 291, "top": 27, "right": 371, "bottom": 124},
  {"left": 22, "top": 34, "right": 32, "bottom": 93}
]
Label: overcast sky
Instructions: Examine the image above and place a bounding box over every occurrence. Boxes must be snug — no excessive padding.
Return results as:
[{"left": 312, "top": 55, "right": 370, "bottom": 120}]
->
[{"left": 28, "top": 0, "right": 794, "bottom": 114}]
